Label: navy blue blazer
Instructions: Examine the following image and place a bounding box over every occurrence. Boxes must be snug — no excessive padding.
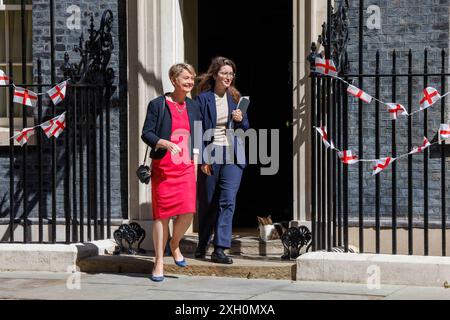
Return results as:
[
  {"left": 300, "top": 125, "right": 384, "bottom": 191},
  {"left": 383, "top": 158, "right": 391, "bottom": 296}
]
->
[
  {"left": 141, "top": 95, "right": 203, "bottom": 160},
  {"left": 195, "top": 90, "right": 250, "bottom": 168}
]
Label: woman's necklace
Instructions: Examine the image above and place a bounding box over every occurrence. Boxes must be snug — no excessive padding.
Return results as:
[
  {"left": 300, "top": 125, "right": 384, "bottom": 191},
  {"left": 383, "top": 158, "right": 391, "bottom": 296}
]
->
[{"left": 173, "top": 100, "right": 187, "bottom": 114}]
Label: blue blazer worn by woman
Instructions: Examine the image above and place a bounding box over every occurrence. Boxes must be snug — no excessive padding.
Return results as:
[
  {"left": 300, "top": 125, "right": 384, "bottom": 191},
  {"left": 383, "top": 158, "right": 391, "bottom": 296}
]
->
[
  {"left": 196, "top": 90, "right": 250, "bottom": 167},
  {"left": 141, "top": 95, "right": 203, "bottom": 160}
]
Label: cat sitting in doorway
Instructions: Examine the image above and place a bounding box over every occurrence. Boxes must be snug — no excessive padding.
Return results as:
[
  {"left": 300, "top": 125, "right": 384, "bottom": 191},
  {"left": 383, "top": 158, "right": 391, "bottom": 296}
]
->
[{"left": 257, "top": 216, "right": 289, "bottom": 242}]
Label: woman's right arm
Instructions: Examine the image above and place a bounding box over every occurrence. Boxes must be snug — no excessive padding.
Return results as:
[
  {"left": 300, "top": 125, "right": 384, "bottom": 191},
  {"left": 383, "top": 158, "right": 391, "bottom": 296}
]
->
[
  {"left": 141, "top": 100, "right": 161, "bottom": 149},
  {"left": 141, "top": 100, "right": 181, "bottom": 154},
  {"left": 195, "top": 94, "right": 213, "bottom": 176}
]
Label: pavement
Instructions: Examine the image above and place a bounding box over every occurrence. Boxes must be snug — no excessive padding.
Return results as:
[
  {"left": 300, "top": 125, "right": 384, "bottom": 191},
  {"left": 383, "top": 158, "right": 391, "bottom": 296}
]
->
[{"left": 1, "top": 271, "right": 450, "bottom": 301}]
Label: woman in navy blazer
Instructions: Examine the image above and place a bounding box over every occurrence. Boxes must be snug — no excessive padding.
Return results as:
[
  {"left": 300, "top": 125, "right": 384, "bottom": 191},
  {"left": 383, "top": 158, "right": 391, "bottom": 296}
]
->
[
  {"left": 195, "top": 57, "right": 249, "bottom": 264},
  {"left": 141, "top": 63, "right": 202, "bottom": 282}
]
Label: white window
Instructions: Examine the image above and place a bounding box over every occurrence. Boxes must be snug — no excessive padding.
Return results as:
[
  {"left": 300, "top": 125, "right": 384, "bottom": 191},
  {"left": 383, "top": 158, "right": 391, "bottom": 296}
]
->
[{"left": 0, "top": 0, "right": 33, "bottom": 145}]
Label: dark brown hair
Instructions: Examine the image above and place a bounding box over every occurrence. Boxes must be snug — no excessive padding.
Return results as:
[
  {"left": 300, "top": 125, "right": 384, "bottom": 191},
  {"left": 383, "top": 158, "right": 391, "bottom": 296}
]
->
[{"left": 196, "top": 56, "right": 241, "bottom": 103}]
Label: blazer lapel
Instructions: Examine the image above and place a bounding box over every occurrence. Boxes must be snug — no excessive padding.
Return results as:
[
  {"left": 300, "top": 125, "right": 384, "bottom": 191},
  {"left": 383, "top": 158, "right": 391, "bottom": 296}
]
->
[
  {"left": 186, "top": 99, "right": 196, "bottom": 135},
  {"left": 227, "top": 92, "right": 237, "bottom": 129},
  {"left": 207, "top": 91, "right": 217, "bottom": 129}
]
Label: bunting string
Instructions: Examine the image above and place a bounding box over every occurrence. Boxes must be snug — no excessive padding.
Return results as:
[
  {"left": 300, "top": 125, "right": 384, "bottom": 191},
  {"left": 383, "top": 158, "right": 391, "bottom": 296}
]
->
[
  {"left": 1, "top": 68, "right": 69, "bottom": 146},
  {"left": 313, "top": 57, "right": 450, "bottom": 175},
  {"left": 315, "top": 57, "right": 450, "bottom": 120}
]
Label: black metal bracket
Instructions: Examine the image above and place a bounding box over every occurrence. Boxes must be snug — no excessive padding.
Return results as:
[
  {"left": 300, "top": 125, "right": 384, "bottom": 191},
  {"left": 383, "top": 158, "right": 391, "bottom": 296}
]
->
[
  {"left": 113, "top": 222, "right": 146, "bottom": 255},
  {"left": 308, "top": 0, "right": 350, "bottom": 75},
  {"left": 60, "top": 10, "right": 115, "bottom": 85},
  {"left": 280, "top": 226, "right": 312, "bottom": 260},
  {"left": 429, "top": 133, "right": 450, "bottom": 158}
]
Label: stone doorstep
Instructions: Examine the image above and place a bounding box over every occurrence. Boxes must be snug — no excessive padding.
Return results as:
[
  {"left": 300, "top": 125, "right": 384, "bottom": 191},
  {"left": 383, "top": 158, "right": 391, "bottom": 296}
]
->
[
  {"left": 181, "top": 234, "right": 285, "bottom": 257},
  {"left": 77, "top": 253, "right": 297, "bottom": 280},
  {"left": 297, "top": 252, "right": 450, "bottom": 287},
  {"left": 0, "top": 240, "right": 117, "bottom": 273}
]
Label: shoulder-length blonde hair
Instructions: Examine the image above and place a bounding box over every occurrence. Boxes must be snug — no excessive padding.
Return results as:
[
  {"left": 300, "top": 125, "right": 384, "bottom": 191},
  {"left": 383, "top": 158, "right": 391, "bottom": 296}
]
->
[
  {"left": 196, "top": 57, "right": 241, "bottom": 103},
  {"left": 169, "top": 63, "right": 196, "bottom": 83}
]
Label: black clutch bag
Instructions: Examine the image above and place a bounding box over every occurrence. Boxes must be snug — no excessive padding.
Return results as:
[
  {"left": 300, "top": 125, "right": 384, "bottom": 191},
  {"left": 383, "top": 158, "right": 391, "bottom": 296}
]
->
[{"left": 136, "top": 146, "right": 151, "bottom": 184}]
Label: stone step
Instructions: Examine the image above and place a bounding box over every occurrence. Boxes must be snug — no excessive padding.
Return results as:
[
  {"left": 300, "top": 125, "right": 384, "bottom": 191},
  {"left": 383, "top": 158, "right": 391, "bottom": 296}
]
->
[
  {"left": 180, "top": 234, "right": 286, "bottom": 257},
  {"left": 77, "top": 253, "right": 296, "bottom": 280}
]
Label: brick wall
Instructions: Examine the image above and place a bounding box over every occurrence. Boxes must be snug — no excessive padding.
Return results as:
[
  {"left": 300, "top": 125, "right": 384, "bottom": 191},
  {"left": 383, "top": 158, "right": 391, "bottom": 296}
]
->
[
  {"left": 0, "top": 0, "right": 127, "bottom": 223},
  {"left": 345, "top": 0, "right": 450, "bottom": 223}
]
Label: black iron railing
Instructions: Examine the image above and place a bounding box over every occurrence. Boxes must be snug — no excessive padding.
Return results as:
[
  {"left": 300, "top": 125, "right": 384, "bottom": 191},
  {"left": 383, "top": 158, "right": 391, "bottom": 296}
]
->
[
  {"left": 309, "top": 0, "right": 450, "bottom": 257},
  {"left": 310, "top": 48, "right": 450, "bottom": 256},
  {"left": 1, "top": 2, "right": 116, "bottom": 244}
]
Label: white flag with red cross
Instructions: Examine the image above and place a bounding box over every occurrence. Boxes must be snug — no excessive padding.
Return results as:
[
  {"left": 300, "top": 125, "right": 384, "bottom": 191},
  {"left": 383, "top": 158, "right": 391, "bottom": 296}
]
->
[
  {"left": 338, "top": 150, "right": 359, "bottom": 165},
  {"left": 386, "top": 103, "right": 408, "bottom": 120},
  {"left": 40, "top": 113, "right": 66, "bottom": 139},
  {"left": 409, "top": 137, "right": 431, "bottom": 155},
  {"left": 373, "top": 157, "right": 394, "bottom": 176},
  {"left": 347, "top": 85, "right": 373, "bottom": 103},
  {"left": 315, "top": 57, "right": 338, "bottom": 77},
  {"left": 0, "top": 69, "right": 10, "bottom": 85},
  {"left": 47, "top": 81, "right": 67, "bottom": 106},
  {"left": 13, "top": 87, "right": 38, "bottom": 107},
  {"left": 420, "top": 87, "right": 441, "bottom": 110},
  {"left": 439, "top": 124, "right": 450, "bottom": 142},
  {"left": 315, "top": 126, "right": 335, "bottom": 150},
  {"left": 13, "top": 128, "right": 35, "bottom": 147}
]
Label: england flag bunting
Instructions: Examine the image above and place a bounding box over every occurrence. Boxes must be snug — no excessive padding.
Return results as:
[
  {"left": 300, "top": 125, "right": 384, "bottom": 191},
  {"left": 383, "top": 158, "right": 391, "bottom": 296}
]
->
[
  {"left": 420, "top": 87, "right": 441, "bottom": 110},
  {"left": 373, "top": 157, "right": 394, "bottom": 176},
  {"left": 386, "top": 103, "right": 408, "bottom": 120},
  {"left": 40, "top": 113, "right": 66, "bottom": 139},
  {"left": 0, "top": 69, "right": 10, "bottom": 85},
  {"left": 409, "top": 137, "right": 431, "bottom": 155},
  {"left": 13, "top": 87, "right": 38, "bottom": 107},
  {"left": 13, "top": 128, "right": 35, "bottom": 147},
  {"left": 338, "top": 150, "right": 359, "bottom": 165},
  {"left": 315, "top": 57, "right": 338, "bottom": 77},
  {"left": 439, "top": 124, "right": 450, "bottom": 142},
  {"left": 47, "top": 81, "right": 67, "bottom": 105},
  {"left": 315, "top": 126, "right": 335, "bottom": 150},
  {"left": 347, "top": 85, "right": 373, "bottom": 103}
]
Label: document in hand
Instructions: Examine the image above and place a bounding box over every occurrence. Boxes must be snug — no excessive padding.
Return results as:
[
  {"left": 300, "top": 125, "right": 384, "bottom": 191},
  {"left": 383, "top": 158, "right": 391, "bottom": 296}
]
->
[{"left": 237, "top": 96, "right": 250, "bottom": 116}]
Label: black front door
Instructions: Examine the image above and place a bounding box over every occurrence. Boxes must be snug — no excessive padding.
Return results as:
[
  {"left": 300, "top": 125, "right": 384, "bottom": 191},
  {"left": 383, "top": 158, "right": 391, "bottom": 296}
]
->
[{"left": 198, "top": 0, "right": 294, "bottom": 228}]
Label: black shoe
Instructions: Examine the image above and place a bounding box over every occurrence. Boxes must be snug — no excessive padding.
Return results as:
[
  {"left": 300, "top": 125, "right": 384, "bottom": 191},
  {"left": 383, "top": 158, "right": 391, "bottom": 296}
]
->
[
  {"left": 194, "top": 247, "right": 206, "bottom": 259},
  {"left": 211, "top": 250, "right": 233, "bottom": 265}
]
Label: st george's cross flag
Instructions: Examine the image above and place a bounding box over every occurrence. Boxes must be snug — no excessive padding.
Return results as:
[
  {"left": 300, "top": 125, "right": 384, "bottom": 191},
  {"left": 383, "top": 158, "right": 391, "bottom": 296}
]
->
[
  {"left": 386, "top": 103, "right": 408, "bottom": 120},
  {"left": 420, "top": 87, "right": 441, "bottom": 110},
  {"left": 347, "top": 85, "right": 373, "bottom": 103},
  {"left": 41, "top": 113, "right": 66, "bottom": 139},
  {"left": 338, "top": 150, "right": 359, "bottom": 165},
  {"left": 47, "top": 81, "right": 67, "bottom": 106},
  {"left": 315, "top": 126, "right": 335, "bottom": 150},
  {"left": 409, "top": 137, "right": 431, "bottom": 155},
  {"left": 439, "top": 124, "right": 450, "bottom": 142},
  {"left": 0, "top": 69, "right": 10, "bottom": 85},
  {"left": 315, "top": 57, "right": 338, "bottom": 77},
  {"left": 373, "top": 157, "right": 394, "bottom": 176},
  {"left": 13, "top": 128, "right": 35, "bottom": 147},
  {"left": 13, "top": 87, "right": 38, "bottom": 107}
]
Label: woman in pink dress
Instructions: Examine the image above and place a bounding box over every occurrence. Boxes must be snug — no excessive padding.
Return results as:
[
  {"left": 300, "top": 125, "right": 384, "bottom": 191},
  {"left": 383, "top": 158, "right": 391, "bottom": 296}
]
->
[{"left": 141, "top": 63, "right": 202, "bottom": 282}]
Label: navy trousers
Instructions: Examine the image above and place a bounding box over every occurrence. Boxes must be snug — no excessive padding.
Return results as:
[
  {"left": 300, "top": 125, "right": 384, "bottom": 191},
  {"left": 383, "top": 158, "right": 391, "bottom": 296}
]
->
[{"left": 197, "top": 155, "right": 243, "bottom": 249}]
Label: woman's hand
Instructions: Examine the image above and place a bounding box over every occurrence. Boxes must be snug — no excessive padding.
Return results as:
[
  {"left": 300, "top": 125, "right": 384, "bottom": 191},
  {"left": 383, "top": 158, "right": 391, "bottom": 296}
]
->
[
  {"left": 156, "top": 139, "right": 182, "bottom": 155},
  {"left": 232, "top": 109, "right": 243, "bottom": 123},
  {"left": 201, "top": 164, "right": 213, "bottom": 176}
]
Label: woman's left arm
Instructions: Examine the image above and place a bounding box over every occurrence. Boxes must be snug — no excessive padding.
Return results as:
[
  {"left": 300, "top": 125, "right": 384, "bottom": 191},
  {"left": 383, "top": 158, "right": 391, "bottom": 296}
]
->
[{"left": 233, "top": 110, "right": 250, "bottom": 131}]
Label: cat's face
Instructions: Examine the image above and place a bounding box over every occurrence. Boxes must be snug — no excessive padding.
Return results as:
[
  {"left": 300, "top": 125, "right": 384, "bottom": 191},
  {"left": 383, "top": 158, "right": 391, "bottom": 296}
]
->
[{"left": 257, "top": 216, "right": 273, "bottom": 225}]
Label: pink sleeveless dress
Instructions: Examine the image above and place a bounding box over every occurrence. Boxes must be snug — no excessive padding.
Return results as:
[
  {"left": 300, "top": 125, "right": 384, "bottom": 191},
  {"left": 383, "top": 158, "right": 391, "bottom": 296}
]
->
[{"left": 151, "top": 98, "right": 196, "bottom": 220}]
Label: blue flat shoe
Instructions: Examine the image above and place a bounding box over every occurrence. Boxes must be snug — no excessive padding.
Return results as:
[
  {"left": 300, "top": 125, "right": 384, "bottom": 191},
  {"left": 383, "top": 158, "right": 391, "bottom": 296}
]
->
[
  {"left": 150, "top": 275, "right": 165, "bottom": 282},
  {"left": 174, "top": 258, "right": 188, "bottom": 268}
]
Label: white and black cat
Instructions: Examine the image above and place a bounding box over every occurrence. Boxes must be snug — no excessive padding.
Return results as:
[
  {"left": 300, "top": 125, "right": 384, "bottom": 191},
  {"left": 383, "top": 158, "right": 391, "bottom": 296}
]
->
[{"left": 257, "top": 216, "right": 289, "bottom": 242}]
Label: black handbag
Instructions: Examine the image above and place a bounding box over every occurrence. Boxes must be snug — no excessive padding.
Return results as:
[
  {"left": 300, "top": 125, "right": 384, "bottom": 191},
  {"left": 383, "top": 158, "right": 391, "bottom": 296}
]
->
[
  {"left": 137, "top": 97, "right": 166, "bottom": 185},
  {"left": 136, "top": 146, "right": 151, "bottom": 184}
]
